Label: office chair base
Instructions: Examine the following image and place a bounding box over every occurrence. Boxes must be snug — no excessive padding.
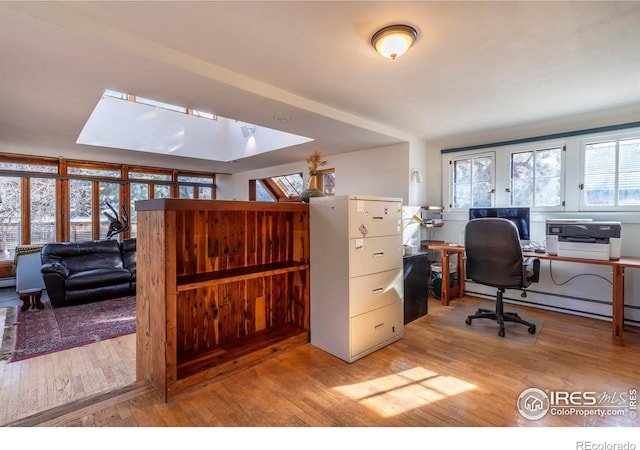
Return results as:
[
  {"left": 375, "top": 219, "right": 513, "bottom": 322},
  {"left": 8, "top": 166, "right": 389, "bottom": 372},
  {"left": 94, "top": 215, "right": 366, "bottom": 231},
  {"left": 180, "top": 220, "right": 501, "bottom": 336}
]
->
[{"left": 465, "top": 310, "right": 536, "bottom": 337}]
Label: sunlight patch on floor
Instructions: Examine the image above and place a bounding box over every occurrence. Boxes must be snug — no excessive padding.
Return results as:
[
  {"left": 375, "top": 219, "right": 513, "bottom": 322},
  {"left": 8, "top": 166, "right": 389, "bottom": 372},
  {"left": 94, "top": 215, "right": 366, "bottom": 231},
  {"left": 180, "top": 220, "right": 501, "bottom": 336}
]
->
[{"left": 332, "top": 367, "right": 477, "bottom": 417}]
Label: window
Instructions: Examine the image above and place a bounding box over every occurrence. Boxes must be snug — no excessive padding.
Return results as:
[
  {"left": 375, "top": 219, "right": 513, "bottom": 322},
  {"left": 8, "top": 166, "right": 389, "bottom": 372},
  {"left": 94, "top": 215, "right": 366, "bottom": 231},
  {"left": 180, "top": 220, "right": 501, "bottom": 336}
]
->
[
  {"left": 68, "top": 166, "right": 121, "bottom": 178},
  {"left": 30, "top": 178, "right": 56, "bottom": 245},
  {"left": 69, "top": 179, "right": 92, "bottom": 242},
  {"left": 0, "top": 155, "right": 216, "bottom": 266},
  {"left": 99, "top": 182, "right": 120, "bottom": 240},
  {"left": 583, "top": 136, "right": 640, "bottom": 208},
  {"left": 154, "top": 185, "right": 171, "bottom": 199},
  {"left": 255, "top": 182, "right": 275, "bottom": 202},
  {"left": 177, "top": 174, "right": 215, "bottom": 199},
  {"left": 129, "top": 183, "right": 149, "bottom": 238},
  {"left": 319, "top": 168, "right": 335, "bottom": 196},
  {"left": 249, "top": 173, "right": 303, "bottom": 202},
  {"left": 450, "top": 153, "right": 494, "bottom": 209},
  {"left": 0, "top": 176, "right": 21, "bottom": 261},
  {"left": 104, "top": 90, "right": 217, "bottom": 121},
  {"left": 510, "top": 147, "right": 563, "bottom": 207}
]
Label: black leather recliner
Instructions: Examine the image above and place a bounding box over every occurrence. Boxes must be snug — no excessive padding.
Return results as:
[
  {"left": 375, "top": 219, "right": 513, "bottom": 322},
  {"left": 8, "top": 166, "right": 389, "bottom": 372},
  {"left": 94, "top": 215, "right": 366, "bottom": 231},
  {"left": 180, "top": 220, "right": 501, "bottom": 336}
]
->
[
  {"left": 464, "top": 218, "right": 540, "bottom": 337},
  {"left": 41, "top": 238, "right": 136, "bottom": 308}
]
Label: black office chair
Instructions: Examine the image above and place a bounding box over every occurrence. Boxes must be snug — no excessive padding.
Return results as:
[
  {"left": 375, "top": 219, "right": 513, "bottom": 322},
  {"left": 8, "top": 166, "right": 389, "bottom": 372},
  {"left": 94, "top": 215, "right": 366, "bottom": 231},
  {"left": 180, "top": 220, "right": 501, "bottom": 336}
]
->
[{"left": 464, "top": 218, "right": 540, "bottom": 337}]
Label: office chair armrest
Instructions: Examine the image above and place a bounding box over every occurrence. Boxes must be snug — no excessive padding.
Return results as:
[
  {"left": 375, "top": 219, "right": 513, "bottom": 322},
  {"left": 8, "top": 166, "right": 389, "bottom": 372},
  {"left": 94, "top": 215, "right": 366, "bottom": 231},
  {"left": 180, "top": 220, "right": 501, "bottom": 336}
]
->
[{"left": 523, "top": 257, "right": 540, "bottom": 283}]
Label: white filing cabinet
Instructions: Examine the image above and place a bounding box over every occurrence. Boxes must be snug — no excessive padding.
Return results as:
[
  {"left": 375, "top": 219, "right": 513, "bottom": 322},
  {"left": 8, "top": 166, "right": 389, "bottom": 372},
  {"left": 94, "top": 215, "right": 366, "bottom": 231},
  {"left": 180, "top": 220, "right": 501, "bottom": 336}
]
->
[{"left": 309, "top": 195, "right": 404, "bottom": 363}]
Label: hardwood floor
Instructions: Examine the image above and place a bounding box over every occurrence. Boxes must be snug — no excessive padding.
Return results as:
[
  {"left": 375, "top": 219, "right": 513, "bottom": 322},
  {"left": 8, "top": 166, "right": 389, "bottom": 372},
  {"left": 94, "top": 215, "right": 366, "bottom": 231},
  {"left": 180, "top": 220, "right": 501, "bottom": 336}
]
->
[{"left": 1, "top": 295, "right": 639, "bottom": 429}]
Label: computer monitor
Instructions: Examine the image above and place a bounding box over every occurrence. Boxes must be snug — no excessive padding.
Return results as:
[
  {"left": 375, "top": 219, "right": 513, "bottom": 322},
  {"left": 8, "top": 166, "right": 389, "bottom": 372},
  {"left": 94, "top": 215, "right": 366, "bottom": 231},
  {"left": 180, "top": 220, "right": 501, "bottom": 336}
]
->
[{"left": 468, "top": 207, "right": 531, "bottom": 245}]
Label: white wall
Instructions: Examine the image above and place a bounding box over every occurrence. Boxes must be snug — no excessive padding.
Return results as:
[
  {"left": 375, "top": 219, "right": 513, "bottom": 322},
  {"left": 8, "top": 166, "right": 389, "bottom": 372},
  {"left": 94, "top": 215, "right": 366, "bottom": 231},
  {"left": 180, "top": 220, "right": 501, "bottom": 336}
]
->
[{"left": 218, "top": 142, "right": 414, "bottom": 203}]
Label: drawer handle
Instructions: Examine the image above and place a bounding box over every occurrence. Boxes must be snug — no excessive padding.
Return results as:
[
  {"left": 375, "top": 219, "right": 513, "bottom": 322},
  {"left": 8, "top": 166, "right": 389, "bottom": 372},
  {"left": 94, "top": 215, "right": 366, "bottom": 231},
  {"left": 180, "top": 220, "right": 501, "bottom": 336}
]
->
[
  {"left": 373, "top": 251, "right": 385, "bottom": 258},
  {"left": 374, "top": 322, "right": 385, "bottom": 329},
  {"left": 372, "top": 216, "right": 384, "bottom": 222},
  {"left": 372, "top": 287, "right": 384, "bottom": 294}
]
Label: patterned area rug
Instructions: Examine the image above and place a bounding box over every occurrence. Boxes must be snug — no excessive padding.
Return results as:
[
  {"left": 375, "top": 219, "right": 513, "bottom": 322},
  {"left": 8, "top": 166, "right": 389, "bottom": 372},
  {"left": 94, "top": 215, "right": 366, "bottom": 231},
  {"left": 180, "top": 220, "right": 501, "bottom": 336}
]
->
[{"left": 1, "top": 293, "right": 136, "bottom": 362}]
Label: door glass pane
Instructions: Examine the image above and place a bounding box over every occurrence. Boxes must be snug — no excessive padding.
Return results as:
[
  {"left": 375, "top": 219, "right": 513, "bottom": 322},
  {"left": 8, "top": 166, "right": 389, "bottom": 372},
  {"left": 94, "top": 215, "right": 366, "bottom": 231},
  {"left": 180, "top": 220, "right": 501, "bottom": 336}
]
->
[
  {"left": 69, "top": 179, "right": 93, "bottom": 242},
  {"left": 30, "top": 178, "right": 56, "bottom": 245},
  {"left": 0, "top": 176, "right": 21, "bottom": 261}
]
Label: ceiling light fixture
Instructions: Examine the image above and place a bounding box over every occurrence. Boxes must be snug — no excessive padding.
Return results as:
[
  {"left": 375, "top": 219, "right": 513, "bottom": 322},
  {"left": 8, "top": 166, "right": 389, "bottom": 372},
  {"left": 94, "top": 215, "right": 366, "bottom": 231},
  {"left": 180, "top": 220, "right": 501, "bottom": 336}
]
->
[
  {"left": 241, "top": 124, "right": 256, "bottom": 138},
  {"left": 371, "top": 24, "right": 418, "bottom": 60}
]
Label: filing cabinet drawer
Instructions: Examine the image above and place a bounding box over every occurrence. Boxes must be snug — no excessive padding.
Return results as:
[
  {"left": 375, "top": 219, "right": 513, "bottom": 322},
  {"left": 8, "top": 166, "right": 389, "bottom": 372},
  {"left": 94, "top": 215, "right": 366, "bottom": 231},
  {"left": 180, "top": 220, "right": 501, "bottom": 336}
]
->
[
  {"left": 349, "top": 198, "right": 402, "bottom": 239},
  {"left": 351, "top": 302, "right": 403, "bottom": 358},
  {"left": 349, "top": 269, "right": 403, "bottom": 317},
  {"left": 349, "top": 235, "right": 402, "bottom": 277}
]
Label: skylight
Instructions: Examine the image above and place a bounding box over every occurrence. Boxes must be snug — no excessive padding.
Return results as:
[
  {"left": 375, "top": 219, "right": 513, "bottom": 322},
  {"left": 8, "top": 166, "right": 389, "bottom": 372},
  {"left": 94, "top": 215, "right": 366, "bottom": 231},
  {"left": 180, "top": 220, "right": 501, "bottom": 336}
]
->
[
  {"left": 104, "top": 90, "right": 212, "bottom": 118},
  {"left": 77, "top": 90, "right": 314, "bottom": 162}
]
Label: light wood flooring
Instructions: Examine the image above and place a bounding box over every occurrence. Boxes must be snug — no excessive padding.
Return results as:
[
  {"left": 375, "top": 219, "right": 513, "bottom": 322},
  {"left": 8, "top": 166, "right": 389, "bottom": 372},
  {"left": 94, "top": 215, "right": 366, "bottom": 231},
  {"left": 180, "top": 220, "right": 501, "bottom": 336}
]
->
[{"left": 1, "top": 295, "right": 639, "bottom": 428}]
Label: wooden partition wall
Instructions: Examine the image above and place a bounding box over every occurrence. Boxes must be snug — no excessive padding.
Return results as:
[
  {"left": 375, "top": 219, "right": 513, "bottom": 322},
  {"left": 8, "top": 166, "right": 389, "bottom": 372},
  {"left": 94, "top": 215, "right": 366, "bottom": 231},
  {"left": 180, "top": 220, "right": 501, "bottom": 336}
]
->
[{"left": 135, "top": 199, "right": 310, "bottom": 401}]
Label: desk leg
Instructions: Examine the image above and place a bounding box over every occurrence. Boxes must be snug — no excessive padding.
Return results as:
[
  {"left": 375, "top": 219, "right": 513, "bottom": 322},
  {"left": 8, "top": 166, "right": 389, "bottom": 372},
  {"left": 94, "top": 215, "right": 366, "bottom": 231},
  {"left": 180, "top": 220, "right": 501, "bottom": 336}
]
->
[
  {"left": 441, "top": 252, "right": 451, "bottom": 306},
  {"left": 456, "top": 252, "right": 465, "bottom": 299},
  {"left": 612, "top": 266, "right": 624, "bottom": 346}
]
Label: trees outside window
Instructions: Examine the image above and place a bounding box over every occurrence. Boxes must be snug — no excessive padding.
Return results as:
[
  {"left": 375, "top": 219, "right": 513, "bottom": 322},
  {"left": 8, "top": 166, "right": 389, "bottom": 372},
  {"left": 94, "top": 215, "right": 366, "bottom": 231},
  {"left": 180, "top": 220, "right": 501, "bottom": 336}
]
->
[
  {"left": 451, "top": 154, "right": 494, "bottom": 209},
  {"left": 69, "top": 179, "right": 92, "bottom": 242},
  {"left": 30, "top": 177, "right": 56, "bottom": 245},
  {"left": 510, "top": 147, "right": 562, "bottom": 207},
  {"left": 0, "top": 176, "right": 21, "bottom": 261}
]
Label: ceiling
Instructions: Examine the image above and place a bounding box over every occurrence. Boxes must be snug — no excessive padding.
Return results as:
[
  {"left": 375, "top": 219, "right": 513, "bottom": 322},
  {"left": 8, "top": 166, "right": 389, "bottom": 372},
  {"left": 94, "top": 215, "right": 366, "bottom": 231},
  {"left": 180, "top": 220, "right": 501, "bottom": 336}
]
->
[{"left": 1, "top": 1, "right": 639, "bottom": 174}]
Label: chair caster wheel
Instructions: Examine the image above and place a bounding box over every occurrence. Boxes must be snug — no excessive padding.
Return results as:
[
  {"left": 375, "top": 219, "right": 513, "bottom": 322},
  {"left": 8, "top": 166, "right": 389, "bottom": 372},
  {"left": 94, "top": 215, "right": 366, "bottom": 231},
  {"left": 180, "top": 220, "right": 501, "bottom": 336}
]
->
[
  {"left": 528, "top": 325, "right": 536, "bottom": 334},
  {"left": 498, "top": 329, "right": 505, "bottom": 337},
  {"left": 465, "top": 318, "right": 472, "bottom": 325}
]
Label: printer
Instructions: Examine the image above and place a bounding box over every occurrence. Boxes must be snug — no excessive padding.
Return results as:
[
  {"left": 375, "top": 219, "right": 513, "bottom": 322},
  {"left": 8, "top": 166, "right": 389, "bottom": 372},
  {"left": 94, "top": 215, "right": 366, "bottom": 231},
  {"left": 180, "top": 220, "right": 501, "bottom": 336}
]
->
[{"left": 545, "top": 220, "right": 621, "bottom": 260}]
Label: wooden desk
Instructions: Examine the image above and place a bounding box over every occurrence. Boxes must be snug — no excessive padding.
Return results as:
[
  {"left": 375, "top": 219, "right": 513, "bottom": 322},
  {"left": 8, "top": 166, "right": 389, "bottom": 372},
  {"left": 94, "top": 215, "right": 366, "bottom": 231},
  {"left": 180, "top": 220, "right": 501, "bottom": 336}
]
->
[
  {"left": 426, "top": 243, "right": 465, "bottom": 306},
  {"left": 522, "top": 251, "right": 640, "bottom": 347},
  {"left": 428, "top": 241, "right": 640, "bottom": 346}
]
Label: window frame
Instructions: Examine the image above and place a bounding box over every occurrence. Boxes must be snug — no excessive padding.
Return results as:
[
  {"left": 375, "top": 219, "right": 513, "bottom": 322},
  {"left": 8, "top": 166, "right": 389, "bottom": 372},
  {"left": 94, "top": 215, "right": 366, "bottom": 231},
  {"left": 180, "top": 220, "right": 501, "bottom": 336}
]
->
[
  {"left": 0, "top": 154, "right": 217, "bottom": 264},
  {"left": 249, "top": 173, "right": 304, "bottom": 202},
  {"left": 506, "top": 142, "right": 565, "bottom": 212},
  {"left": 447, "top": 151, "right": 496, "bottom": 211},
  {"left": 579, "top": 130, "right": 640, "bottom": 212}
]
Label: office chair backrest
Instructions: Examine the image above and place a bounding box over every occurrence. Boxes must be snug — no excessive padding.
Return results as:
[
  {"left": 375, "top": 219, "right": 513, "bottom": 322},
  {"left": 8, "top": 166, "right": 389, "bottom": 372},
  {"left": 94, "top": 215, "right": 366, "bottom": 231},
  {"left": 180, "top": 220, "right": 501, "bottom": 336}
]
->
[{"left": 464, "top": 218, "right": 525, "bottom": 289}]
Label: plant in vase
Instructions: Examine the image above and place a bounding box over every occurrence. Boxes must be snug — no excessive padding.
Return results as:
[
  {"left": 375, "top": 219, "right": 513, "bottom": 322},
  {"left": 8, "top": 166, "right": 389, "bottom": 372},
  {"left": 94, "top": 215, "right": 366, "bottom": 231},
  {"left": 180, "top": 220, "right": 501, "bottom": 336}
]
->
[{"left": 301, "top": 150, "right": 327, "bottom": 202}]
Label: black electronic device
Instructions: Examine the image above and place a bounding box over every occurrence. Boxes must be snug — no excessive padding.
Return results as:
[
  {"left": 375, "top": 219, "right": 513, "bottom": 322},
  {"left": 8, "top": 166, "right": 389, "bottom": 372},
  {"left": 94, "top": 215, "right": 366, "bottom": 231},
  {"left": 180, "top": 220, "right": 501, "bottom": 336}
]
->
[{"left": 469, "top": 207, "right": 531, "bottom": 245}]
